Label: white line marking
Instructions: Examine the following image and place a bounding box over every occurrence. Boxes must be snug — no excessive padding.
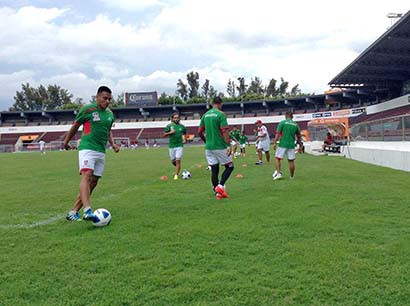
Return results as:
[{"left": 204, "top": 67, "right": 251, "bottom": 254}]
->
[{"left": 0, "top": 214, "right": 65, "bottom": 229}]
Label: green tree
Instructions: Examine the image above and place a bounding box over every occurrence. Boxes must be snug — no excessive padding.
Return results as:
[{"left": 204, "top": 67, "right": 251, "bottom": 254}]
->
[
  {"left": 186, "top": 71, "right": 200, "bottom": 99},
  {"left": 208, "top": 85, "right": 218, "bottom": 99},
  {"left": 278, "top": 77, "right": 289, "bottom": 97},
  {"left": 247, "top": 77, "right": 264, "bottom": 95},
  {"left": 12, "top": 83, "right": 74, "bottom": 111},
  {"left": 201, "top": 79, "right": 210, "bottom": 100},
  {"left": 176, "top": 79, "right": 188, "bottom": 100},
  {"left": 226, "top": 79, "right": 236, "bottom": 97},
  {"left": 265, "top": 78, "right": 277, "bottom": 97},
  {"left": 236, "top": 77, "right": 247, "bottom": 97},
  {"left": 290, "top": 84, "right": 301, "bottom": 96}
]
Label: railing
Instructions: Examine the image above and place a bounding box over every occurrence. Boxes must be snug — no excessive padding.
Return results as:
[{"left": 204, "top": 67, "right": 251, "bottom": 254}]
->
[{"left": 350, "top": 114, "right": 410, "bottom": 141}]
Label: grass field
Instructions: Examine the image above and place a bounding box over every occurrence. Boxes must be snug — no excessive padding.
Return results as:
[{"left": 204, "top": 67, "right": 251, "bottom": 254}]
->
[{"left": 1, "top": 146, "right": 410, "bottom": 305}]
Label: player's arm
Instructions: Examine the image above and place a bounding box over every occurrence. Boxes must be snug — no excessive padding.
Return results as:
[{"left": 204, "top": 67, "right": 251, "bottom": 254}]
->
[
  {"left": 63, "top": 121, "right": 80, "bottom": 150},
  {"left": 108, "top": 131, "right": 120, "bottom": 153},
  {"left": 221, "top": 127, "right": 231, "bottom": 156},
  {"left": 296, "top": 129, "right": 303, "bottom": 152},
  {"left": 163, "top": 126, "right": 175, "bottom": 137},
  {"left": 198, "top": 127, "right": 206, "bottom": 143}
]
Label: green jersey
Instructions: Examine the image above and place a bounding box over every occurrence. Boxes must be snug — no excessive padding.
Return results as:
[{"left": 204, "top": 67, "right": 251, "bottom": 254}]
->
[
  {"left": 164, "top": 122, "right": 186, "bottom": 148},
  {"left": 75, "top": 103, "right": 115, "bottom": 153},
  {"left": 239, "top": 135, "right": 248, "bottom": 145},
  {"left": 276, "top": 119, "right": 300, "bottom": 149},
  {"left": 199, "top": 108, "right": 228, "bottom": 150},
  {"left": 229, "top": 129, "right": 240, "bottom": 141}
]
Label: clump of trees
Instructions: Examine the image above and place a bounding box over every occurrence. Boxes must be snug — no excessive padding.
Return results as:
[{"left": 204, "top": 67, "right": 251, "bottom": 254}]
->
[{"left": 159, "top": 71, "right": 310, "bottom": 105}]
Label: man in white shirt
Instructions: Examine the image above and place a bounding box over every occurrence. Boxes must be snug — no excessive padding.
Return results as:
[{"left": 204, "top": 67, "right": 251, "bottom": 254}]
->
[
  {"left": 39, "top": 140, "right": 46, "bottom": 155},
  {"left": 255, "top": 120, "right": 270, "bottom": 165}
]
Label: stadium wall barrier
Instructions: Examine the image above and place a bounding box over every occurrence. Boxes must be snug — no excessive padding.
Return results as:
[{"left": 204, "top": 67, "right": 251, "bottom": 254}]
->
[
  {"left": 343, "top": 141, "right": 410, "bottom": 172},
  {"left": 366, "top": 94, "right": 410, "bottom": 115}
]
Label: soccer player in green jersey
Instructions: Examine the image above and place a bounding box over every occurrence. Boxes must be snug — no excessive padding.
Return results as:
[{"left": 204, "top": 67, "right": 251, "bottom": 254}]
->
[
  {"left": 63, "top": 86, "right": 120, "bottom": 221},
  {"left": 272, "top": 111, "right": 302, "bottom": 180},
  {"left": 163, "top": 112, "right": 186, "bottom": 180},
  {"left": 198, "top": 96, "right": 234, "bottom": 200},
  {"left": 229, "top": 126, "right": 240, "bottom": 158},
  {"left": 238, "top": 132, "right": 249, "bottom": 157}
]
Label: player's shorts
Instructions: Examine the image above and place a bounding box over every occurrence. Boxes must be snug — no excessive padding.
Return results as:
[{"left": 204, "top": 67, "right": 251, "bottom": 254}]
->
[
  {"left": 78, "top": 149, "right": 106, "bottom": 177},
  {"left": 240, "top": 144, "right": 246, "bottom": 149},
  {"left": 275, "top": 147, "right": 296, "bottom": 160},
  {"left": 205, "top": 149, "right": 233, "bottom": 166},
  {"left": 257, "top": 140, "right": 270, "bottom": 152},
  {"left": 169, "top": 147, "right": 183, "bottom": 160},
  {"left": 230, "top": 140, "right": 238, "bottom": 146}
]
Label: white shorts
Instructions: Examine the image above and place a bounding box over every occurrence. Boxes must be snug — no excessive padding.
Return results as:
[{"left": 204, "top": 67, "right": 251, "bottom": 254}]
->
[
  {"left": 169, "top": 147, "right": 183, "bottom": 160},
  {"left": 230, "top": 140, "right": 238, "bottom": 146},
  {"left": 257, "top": 140, "right": 270, "bottom": 152},
  {"left": 78, "top": 149, "right": 106, "bottom": 177},
  {"left": 240, "top": 144, "right": 246, "bottom": 149},
  {"left": 205, "top": 149, "right": 233, "bottom": 166},
  {"left": 275, "top": 147, "right": 296, "bottom": 160}
]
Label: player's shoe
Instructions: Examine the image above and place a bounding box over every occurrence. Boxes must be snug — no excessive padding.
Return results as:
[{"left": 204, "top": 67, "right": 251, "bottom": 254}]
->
[
  {"left": 289, "top": 176, "right": 294, "bottom": 180},
  {"left": 216, "top": 193, "right": 223, "bottom": 200},
  {"left": 272, "top": 171, "right": 283, "bottom": 180},
  {"left": 215, "top": 185, "right": 228, "bottom": 198},
  {"left": 173, "top": 174, "right": 178, "bottom": 180},
  {"left": 255, "top": 161, "right": 263, "bottom": 165},
  {"left": 66, "top": 211, "right": 81, "bottom": 221},
  {"left": 83, "top": 208, "right": 95, "bottom": 221}
]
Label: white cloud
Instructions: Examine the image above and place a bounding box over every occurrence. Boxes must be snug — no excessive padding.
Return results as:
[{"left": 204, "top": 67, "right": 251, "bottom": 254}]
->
[
  {"left": 99, "top": 0, "right": 165, "bottom": 11},
  {"left": 0, "top": 1, "right": 409, "bottom": 110}
]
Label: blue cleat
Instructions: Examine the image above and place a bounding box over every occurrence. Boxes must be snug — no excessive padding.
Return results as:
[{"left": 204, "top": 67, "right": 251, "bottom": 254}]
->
[
  {"left": 66, "top": 211, "right": 81, "bottom": 221},
  {"left": 83, "top": 208, "right": 95, "bottom": 221}
]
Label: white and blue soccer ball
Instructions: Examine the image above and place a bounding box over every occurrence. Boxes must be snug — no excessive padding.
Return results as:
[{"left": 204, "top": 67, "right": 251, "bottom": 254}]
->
[
  {"left": 181, "top": 170, "right": 192, "bottom": 179},
  {"left": 234, "top": 152, "right": 241, "bottom": 157},
  {"left": 93, "top": 208, "right": 112, "bottom": 227}
]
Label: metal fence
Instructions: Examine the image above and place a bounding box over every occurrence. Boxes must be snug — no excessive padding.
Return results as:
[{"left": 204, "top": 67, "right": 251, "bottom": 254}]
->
[{"left": 350, "top": 114, "right": 410, "bottom": 141}]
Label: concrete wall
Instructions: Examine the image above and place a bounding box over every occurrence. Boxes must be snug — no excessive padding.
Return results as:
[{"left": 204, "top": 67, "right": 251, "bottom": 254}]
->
[{"left": 343, "top": 141, "right": 410, "bottom": 172}]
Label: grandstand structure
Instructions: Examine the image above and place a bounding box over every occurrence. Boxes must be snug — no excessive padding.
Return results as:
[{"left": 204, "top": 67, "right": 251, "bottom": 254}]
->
[{"left": 0, "top": 9, "right": 409, "bottom": 152}]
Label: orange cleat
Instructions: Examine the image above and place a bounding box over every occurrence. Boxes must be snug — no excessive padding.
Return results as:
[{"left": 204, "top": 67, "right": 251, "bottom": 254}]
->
[{"left": 215, "top": 185, "right": 228, "bottom": 198}]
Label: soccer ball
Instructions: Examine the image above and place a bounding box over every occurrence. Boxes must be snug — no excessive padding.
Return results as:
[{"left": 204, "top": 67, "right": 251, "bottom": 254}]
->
[
  {"left": 93, "top": 208, "right": 112, "bottom": 227},
  {"left": 234, "top": 152, "right": 241, "bottom": 157},
  {"left": 206, "top": 165, "right": 211, "bottom": 171},
  {"left": 181, "top": 170, "right": 191, "bottom": 179}
]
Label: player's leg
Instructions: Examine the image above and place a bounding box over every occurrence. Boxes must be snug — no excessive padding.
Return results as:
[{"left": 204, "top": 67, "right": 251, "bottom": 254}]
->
[
  {"left": 287, "top": 149, "right": 296, "bottom": 178},
  {"left": 70, "top": 175, "right": 99, "bottom": 214},
  {"left": 256, "top": 142, "right": 263, "bottom": 165},
  {"left": 214, "top": 150, "right": 233, "bottom": 198},
  {"left": 273, "top": 147, "right": 285, "bottom": 180},
  {"left": 175, "top": 147, "right": 183, "bottom": 178}
]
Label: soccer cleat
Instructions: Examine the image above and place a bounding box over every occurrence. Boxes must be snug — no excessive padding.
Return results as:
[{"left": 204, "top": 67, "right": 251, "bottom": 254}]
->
[
  {"left": 216, "top": 193, "right": 223, "bottom": 200},
  {"left": 66, "top": 211, "right": 81, "bottom": 221},
  {"left": 289, "top": 176, "right": 294, "bottom": 180},
  {"left": 83, "top": 208, "right": 95, "bottom": 221},
  {"left": 255, "top": 161, "right": 263, "bottom": 165},
  {"left": 272, "top": 172, "right": 283, "bottom": 180},
  {"left": 173, "top": 174, "right": 178, "bottom": 180},
  {"left": 215, "top": 185, "right": 228, "bottom": 198}
]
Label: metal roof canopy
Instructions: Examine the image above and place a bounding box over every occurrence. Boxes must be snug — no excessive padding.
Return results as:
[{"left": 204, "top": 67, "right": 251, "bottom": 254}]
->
[{"left": 329, "top": 10, "right": 410, "bottom": 92}]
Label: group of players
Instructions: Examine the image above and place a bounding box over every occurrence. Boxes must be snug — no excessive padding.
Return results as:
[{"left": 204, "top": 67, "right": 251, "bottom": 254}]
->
[{"left": 64, "top": 87, "right": 302, "bottom": 221}]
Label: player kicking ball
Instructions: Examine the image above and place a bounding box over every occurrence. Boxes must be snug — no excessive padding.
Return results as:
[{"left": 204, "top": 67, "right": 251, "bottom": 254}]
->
[
  {"left": 63, "top": 86, "right": 120, "bottom": 221},
  {"left": 163, "top": 112, "right": 186, "bottom": 180},
  {"left": 198, "top": 96, "right": 234, "bottom": 200},
  {"left": 272, "top": 111, "right": 302, "bottom": 180}
]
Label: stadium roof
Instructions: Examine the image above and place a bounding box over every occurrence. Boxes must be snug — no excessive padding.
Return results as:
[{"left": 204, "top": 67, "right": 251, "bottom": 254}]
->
[{"left": 329, "top": 10, "right": 410, "bottom": 89}]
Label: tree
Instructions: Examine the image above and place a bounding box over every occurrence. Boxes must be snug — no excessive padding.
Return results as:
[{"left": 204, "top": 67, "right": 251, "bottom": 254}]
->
[
  {"left": 208, "top": 86, "right": 218, "bottom": 99},
  {"left": 236, "top": 77, "right": 247, "bottom": 97},
  {"left": 12, "top": 83, "right": 74, "bottom": 111},
  {"left": 226, "top": 79, "right": 236, "bottom": 98},
  {"left": 176, "top": 79, "right": 188, "bottom": 101},
  {"left": 201, "top": 79, "right": 210, "bottom": 100},
  {"left": 290, "top": 84, "right": 301, "bottom": 96},
  {"left": 265, "top": 78, "right": 277, "bottom": 97},
  {"left": 278, "top": 77, "right": 289, "bottom": 97},
  {"left": 186, "top": 71, "right": 200, "bottom": 99},
  {"left": 247, "top": 76, "right": 264, "bottom": 95}
]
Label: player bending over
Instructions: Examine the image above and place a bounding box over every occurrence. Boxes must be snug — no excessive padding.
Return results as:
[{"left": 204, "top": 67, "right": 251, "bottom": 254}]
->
[{"left": 198, "top": 96, "right": 234, "bottom": 200}]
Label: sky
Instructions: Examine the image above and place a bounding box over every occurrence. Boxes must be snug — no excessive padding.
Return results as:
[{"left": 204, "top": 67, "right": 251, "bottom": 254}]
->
[{"left": 0, "top": 0, "right": 408, "bottom": 110}]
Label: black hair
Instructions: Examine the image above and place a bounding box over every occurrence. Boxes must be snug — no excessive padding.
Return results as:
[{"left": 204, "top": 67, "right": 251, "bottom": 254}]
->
[
  {"left": 171, "top": 112, "right": 180, "bottom": 119},
  {"left": 97, "top": 86, "right": 112, "bottom": 95},
  {"left": 212, "top": 96, "right": 223, "bottom": 104}
]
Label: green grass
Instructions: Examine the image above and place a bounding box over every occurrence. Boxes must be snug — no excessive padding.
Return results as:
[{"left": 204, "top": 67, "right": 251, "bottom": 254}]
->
[{"left": 1, "top": 146, "right": 410, "bottom": 305}]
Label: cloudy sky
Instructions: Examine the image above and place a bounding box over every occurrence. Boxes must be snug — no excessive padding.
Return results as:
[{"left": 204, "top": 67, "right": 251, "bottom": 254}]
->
[{"left": 0, "top": 0, "right": 408, "bottom": 110}]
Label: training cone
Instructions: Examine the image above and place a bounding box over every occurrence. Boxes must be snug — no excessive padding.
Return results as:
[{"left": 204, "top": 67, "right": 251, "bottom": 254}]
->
[
  {"left": 236, "top": 173, "right": 243, "bottom": 179},
  {"left": 197, "top": 164, "right": 203, "bottom": 168},
  {"left": 160, "top": 175, "right": 168, "bottom": 181},
  {"left": 242, "top": 164, "right": 247, "bottom": 168}
]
